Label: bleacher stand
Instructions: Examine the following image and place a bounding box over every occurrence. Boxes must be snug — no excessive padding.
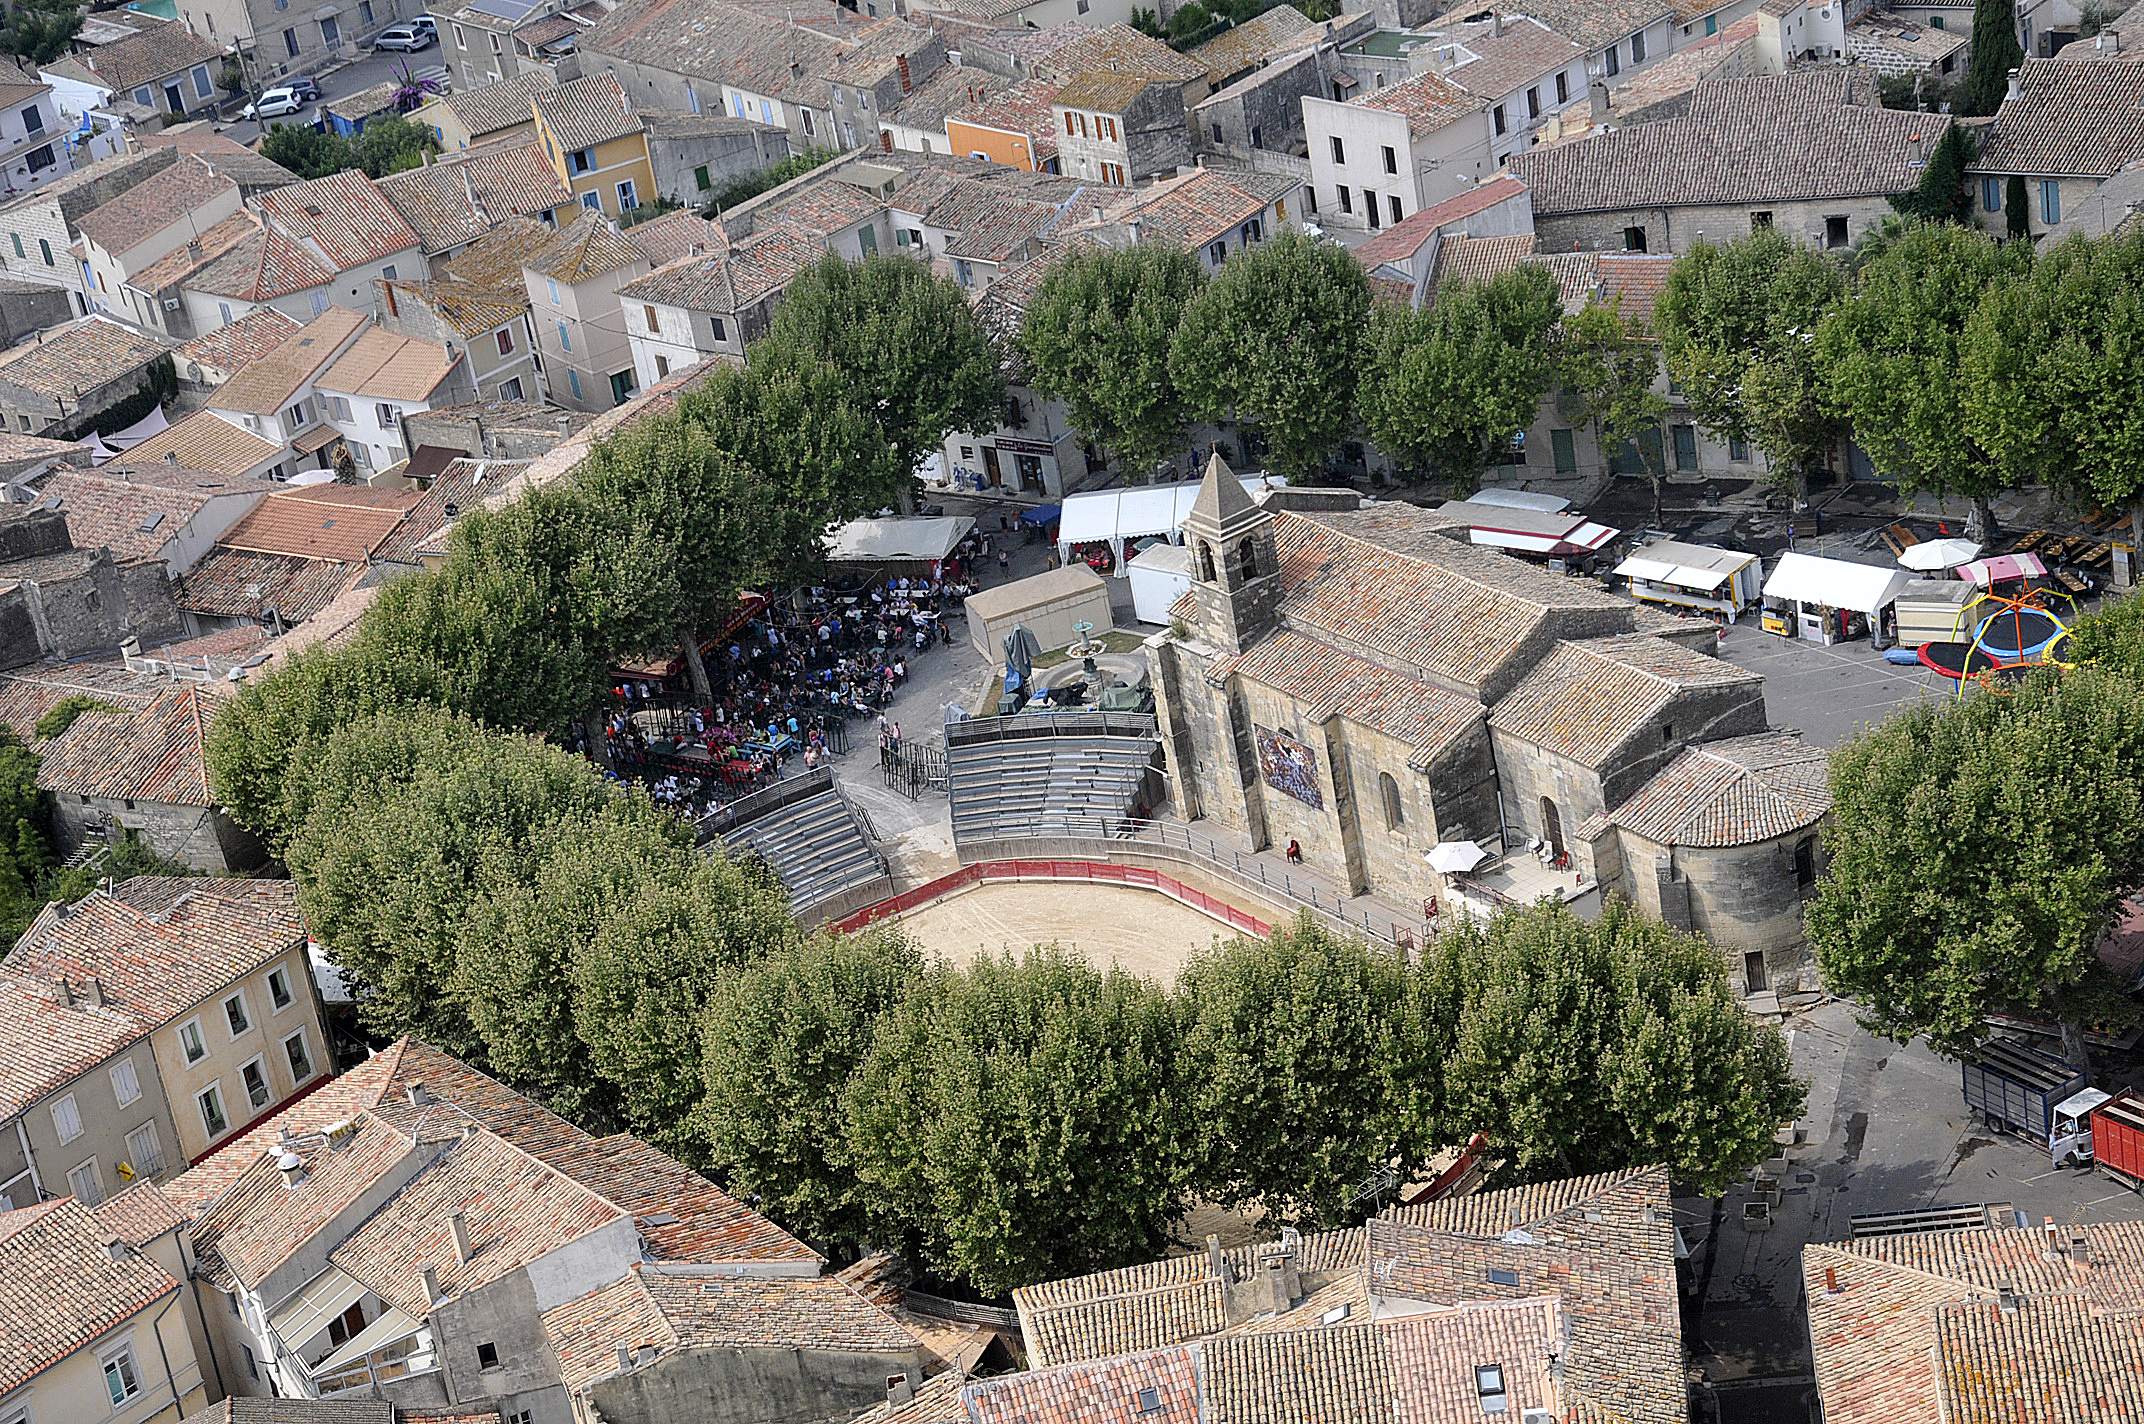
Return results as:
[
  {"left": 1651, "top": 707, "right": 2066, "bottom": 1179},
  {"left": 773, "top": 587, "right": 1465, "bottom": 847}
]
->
[
  {"left": 947, "top": 713, "right": 1164, "bottom": 844},
  {"left": 704, "top": 768, "right": 893, "bottom": 924}
]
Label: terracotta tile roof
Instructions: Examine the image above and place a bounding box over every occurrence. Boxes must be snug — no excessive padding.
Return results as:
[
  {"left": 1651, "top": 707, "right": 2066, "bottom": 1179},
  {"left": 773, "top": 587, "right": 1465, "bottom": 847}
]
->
[
  {"left": 442, "top": 214, "right": 561, "bottom": 291},
  {"left": 1442, "top": 17, "right": 1587, "bottom": 102},
  {"left": 1357, "top": 69, "right": 1487, "bottom": 133},
  {"left": 210, "top": 307, "right": 369, "bottom": 416},
  {"left": 374, "top": 456, "right": 529, "bottom": 564},
  {"left": 1975, "top": 57, "right": 2144, "bottom": 178},
  {"left": 528, "top": 210, "right": 648, "bottom": 282},
  {"left": 1807, "top": 1219, "right": 2144, "bottom": 1424},
  {"left": 5, "top": 877, "right": 303, "bottom": 1025},
  {"left": 181, "top": 222, "right": 335, "bottom": 302},
  {"left": 94, "top": 1179, "right": 188, "bottom": 1247},
  {"left": 0, "top": 318, "right": 171, "bottom": 400},
  {"left": 626, "top": 210, "right": 723, "bottom": 266},
  {"left": 1210, "top": 628, "right": 1483, "bottom": 770},
  {"left": 189, "top": 146, "right": 304, "bottom": 196},
  {"left": 32, "top": 685, "right": 217, "bottom": 803},
  {"left": 583, "top": 0, "right": 854, "bottom": 103},
  {"left": 40, "top": 17, "right": 221, "bottom": 93},
  {"left": 0, "top": 432, "right": 88, "bottom": 465},
  {"left": 0, "top": 1197, "right": 181, "bottom": 1394},
  {"left": 966, "top": 1342, "right": 1202, "bottom": 1424},
  {"left": 192, "top": 1115, "right": 422, "bottom": 1291},
  {"left": 145, "top": 623, "right": 270, "bottom": 665},
  {"left": 1347, "top": 173, "right": 1528, "bottom": 269},
  {"left": 76, "top": 160, "right": 236, "bottom": 256},
  {"left": 256, "top": 171, "right": 423, "bottom": 273},
  {"left": 949, "top": 77, "right": 1063, "bottom": 163},
  {"left": 1427, "top": 231, "right": 1538, "bottom": 291},
  {"left": 539, "top": 1133, "right": 823, "bottom": 1265},
  {"left": 535, "top": 72, "right": 644, "bottom": 151},
  {"left": 377, "top": 143, "right": 572, "bottom": 255},
  {"left": 124, "top": 212, "right": 258, "bottom": 295},
  {"left": 1597, "top": 730, "right": 1828, "bottom": 846},
  {"left": 439, "top": 68, "right": 556, "bottom": 136},
  {"left": 1190, "top": 4, "right": 1318, "bottom": 80},
  {"left": 180, "top": 1403, "right": 399, "bottom": 1424},
  {"left": 35, "top": 468, "right": 238, "bottom": 560},
  {"left": 331, "top": 1126, "right": 626, "bottom": 1314},
  {"left": 1051, "top": 68, "right": 1170, "bottom": 112},
  {"left": 385, "top": 279, "right": 526, "bottom": 340},
  {"left": 115, "top": 413, "right": 277, "bottom": 477},
  {"left": 1496, "top": 0, "right": 1670, "bottom": 47},
  {"left": 619, "top": 251, "right": 738, "bottom": 312},
  {"left": 1272, "top": 506, "right": 1634, "bottom": 698},
  {"left": 315, "top": 327, "right": 461, "bottom": 402},
  {"left": 176, "top": 546, "right": 366, "bottom": 622},
  {"left": 1510, "top": 72, "right": 1944, "bottom": 214},
  {"left": 1487, "top": 632, "right": 1759, "bottom": 767},
  {"left": 889, "top": 63, "right": 1014, "bottom": 130},
  {"left": 0, "top": 661, "right": 165, "bottom": 740},
  {"left": 177, "top": 307, "right": 304, "bottom": 374},
  {"left": 0, "top": 972, "right": 145, "bottom": 1116},
  {"left": 544, "top": 1267, "right": 919, "bottom": 1393},
  {"left": 204, "top": 483, "right": 418, "bottom": 568},
  {"left": 1030, "top": 23, "right": 1207, "bottom": 83}
]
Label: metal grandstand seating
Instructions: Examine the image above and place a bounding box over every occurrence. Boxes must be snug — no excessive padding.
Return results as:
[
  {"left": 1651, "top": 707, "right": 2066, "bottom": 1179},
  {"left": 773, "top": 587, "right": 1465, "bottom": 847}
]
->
[
  {"left": 946, "top": 713, "right": 1163, "bottom": 844},
  {"left": 703, "top": 768, "right": 892, "bottom": 919}
]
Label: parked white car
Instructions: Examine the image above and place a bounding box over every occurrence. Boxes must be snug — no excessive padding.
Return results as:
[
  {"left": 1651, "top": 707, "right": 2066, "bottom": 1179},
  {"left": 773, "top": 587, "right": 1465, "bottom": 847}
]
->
[
  {"left": 372, "top": 23, "right": 434, "bottom": 49},
  {"left": 240, "top": 85, "right": 313, "bottom": 119}
]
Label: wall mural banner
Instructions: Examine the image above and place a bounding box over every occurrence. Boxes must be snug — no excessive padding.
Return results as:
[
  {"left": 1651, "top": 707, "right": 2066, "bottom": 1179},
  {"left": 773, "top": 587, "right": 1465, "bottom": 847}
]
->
[{"left": 1254, "top": 725, "right": 1323, "bottom": 810}]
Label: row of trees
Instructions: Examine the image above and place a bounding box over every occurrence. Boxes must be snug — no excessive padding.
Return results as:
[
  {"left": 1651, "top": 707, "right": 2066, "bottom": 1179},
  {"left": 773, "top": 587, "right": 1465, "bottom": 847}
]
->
[
  {"left": 1656, "top": 223, "right": 2144, "bottom": 541},
  {"left": 1809, "top": 598, "right": 2144, "bottom": 1066},
  {"left": 1019, "top": 235, "right": 1667, "bottom": 499}
]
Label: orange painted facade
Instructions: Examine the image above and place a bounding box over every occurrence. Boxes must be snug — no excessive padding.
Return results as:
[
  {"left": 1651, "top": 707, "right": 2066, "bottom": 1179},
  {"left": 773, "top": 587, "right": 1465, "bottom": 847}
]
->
[{"left": 945, "top": 120, "right": 1042, "bottom": 171}]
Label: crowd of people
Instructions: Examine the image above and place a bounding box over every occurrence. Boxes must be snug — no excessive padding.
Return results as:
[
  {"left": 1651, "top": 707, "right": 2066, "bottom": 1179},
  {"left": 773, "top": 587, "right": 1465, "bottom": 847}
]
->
[{"left": 576, "top": 574, "right": 973, "bottom": 822}]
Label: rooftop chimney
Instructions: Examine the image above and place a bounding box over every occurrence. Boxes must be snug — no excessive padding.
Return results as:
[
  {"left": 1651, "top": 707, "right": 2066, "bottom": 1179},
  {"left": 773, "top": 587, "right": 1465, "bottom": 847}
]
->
[
  {"left": 422, "top": 1264, "right": 442, "bottom": 1303},
  {"left": 2005, "top": 66, "right": 2021, "bottom": 101},
  {"left": 84, "top": 976, "right": 105, "bottom": 1008},
  {"left": 1493, "top": 10, "right": 1504, "bottom": 35},
  {"left": 897, "top": 53, "right": 913, "bottom": 93},
  {"left": 1998, "top": 1284, "right": 2021, "bottom": 1315},
  {"left": 103, "top": 1237, "right": 127, "bottom": 1261},
  {"left": 1206, "top": 1233, "right": 1231, "bottom": 1284},
  {"left": 449, "top": 1209, "right": 472, "bottom": 1264},
  {"left": 186, "top": 240, "right": 202, "bottom": 262},
  {"left": 276, "top": 1148, "right": 305, "bottom": 1187},
  {"left": 616, "top": 1344, "right": 636, "bottom": 1371},
  {"left": 53, "top": 976, "right": 74, "bottom": 1008},
  {"left": 1589, "top": 77, "right": 1610, "bottom": 124},
  {"left": 407, "top": 1081, "right": 432, "bottom": 1107},
  {"left": 887, "top": 1374, "right": 916, "bottom": 1406},
  {"left": 1824, "top": 1267, "right": 1841, "bottom": 1295},
  {"left": 2045, "top": 1216, "right": 2059, "bottom": 1256}
]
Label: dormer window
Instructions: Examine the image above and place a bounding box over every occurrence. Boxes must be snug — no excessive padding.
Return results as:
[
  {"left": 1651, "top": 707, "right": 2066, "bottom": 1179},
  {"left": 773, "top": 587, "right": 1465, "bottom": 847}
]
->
[
  {"left": 1475, "top": 1364, "right": 1508, "bottom": 1414},
  {"left": 1134, "top": 1388, "right": 1162, "bottom": 1414}
]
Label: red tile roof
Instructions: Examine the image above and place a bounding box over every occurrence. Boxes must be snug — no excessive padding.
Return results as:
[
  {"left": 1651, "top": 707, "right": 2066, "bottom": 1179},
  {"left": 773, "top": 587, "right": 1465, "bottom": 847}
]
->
[
  {"left": 213, "top": 483, "right": 421, "bottom": 562},
  {"left": 256, "top": 171, "right": 423, "bottom": 272},
  {"left": 177, "top": 307, "right": 304, "bottom": 375},
  {"left": 0, "top": 1197, "right": 181, "bottom": 1394},
  {"left": 0, "top": 972, "right": 144, "bottom": 1116},
  {"left": 176, "top": 547, "right": 366, "bottom": 623},
  {"left": 34, "top": 685, "right": 217, "bottom": 804}
]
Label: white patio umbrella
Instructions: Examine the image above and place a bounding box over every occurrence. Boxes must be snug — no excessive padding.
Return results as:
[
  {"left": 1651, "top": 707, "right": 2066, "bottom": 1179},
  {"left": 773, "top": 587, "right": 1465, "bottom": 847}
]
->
[
  {"left": 1427, "top": 840, "right": 1491, "bottom": 874},
  {"left": 1898, "top": 537, "right": 1981, "bottom": 572}
]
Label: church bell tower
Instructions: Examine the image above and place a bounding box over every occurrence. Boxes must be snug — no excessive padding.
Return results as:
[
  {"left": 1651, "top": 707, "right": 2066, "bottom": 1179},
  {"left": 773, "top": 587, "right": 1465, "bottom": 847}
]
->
[{"left": 1178, "top": 451, "right": 1280, "bottom": 656}]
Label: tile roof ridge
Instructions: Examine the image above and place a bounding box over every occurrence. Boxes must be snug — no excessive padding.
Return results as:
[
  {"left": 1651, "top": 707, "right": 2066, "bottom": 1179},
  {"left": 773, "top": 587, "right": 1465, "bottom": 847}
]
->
[{"left": 1807, "top": 1237, "right": 2012, "bottom": 1300}]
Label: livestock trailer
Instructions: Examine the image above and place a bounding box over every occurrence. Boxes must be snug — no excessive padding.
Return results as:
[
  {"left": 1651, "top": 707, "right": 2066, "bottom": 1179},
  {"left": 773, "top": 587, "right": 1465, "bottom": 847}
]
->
[{"left": 1962, "top": 1038, "right": 2088, "bottom": 1153}]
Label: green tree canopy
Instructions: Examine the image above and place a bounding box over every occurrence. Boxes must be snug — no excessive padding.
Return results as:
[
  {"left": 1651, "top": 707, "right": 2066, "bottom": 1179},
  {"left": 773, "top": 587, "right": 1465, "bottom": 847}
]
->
[
  {"left": 2035, "top": 230, "right": 2144, "bottom": 548},
  {"left": 1359, "top": 265, "right": 1560, "bottom": 491},
  {"left": 1170, "top": 231, "right": 1371, "bottom": 481},
  {"left": 759, "top": 254, "right": 1003, "bottom": 505},
  {"left": 1018, "top": 245, "right": 1209, "bottom": 480},
  {"left": 1958, "top": 0, "right": 2024, "bottom": 115},
  {"left": 1175, "top": 914, "right": 1439, "bottom": 1225},
  {"left": 1814, "top": 221, "right": 2032, "bottom": 537},
  {"left": 697, "top": 924, "right": 923, "bottom": 1246},
  {"left": 1654, "top": 231, "right": 1848, "bottom": 494},
  {"left": 349, "top": 115, "right": 440, "bottom": 178},
  {"left": 0, "top": 0, "right": 82, "bottom": 63},
  {"left": 1807, "top": 667, "right": 2144, "bottom": 1064},
  {"left": 34, "top": 695, "right": 116, "bottom": 743},
  {"left": 259, "top": 124, "right": 355, "bottom": 180},
  {"left": 846, "top": 949, "right": 1188, "bottom": 1295},
  {"left": 1429, "top": 899, "right": 1806, "bottom": 1193},
  {"left": 1556, "top": 298, "right": 1670, "bottom": 520}
]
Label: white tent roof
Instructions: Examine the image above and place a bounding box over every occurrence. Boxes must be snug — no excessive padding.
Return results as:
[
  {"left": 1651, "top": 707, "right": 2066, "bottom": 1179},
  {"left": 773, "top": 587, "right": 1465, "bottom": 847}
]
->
[
  {"left": 1466, "top": 487, "right": 1571, "bottom": 513},
  {"left": 1057, "top": 476, "right": 1284, "bottom": 555},
  {"left": 827, "top": 514, "right": 975, "bottom": 564},
  {"left": 1761, "top": 552, "right": 1912, "bottom": 614},
  {"left": 1614, "top": 540, "right": 1757, "bottom": 592}
]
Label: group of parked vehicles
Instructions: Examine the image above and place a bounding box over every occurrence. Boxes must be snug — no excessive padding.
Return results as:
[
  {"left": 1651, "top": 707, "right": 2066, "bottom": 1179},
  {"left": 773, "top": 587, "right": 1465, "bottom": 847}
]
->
[
  {"left": 1963, "top": 1038, "right": 2144, "bottom": 1188},
  {"left": 237, "top": 16, "right": 436, "bottom": 119}
]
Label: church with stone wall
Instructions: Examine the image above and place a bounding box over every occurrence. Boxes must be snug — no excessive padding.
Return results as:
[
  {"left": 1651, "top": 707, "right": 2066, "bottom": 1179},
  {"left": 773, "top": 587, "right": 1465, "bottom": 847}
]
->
[{"left": 1148, "top": 456, "right": 1832, "bottom": 998}]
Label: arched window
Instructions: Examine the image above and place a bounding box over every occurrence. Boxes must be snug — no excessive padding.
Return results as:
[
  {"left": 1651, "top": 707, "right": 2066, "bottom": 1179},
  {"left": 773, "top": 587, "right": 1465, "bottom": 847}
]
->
[
  {"left": 1794, "top": 837, "right": 1817, "bottom": 890},
  {"left": 1380, "top": 772, "right": 1403, "bottom": 829},
  {"left": 1235, "top": 536, "right": 1260, "bottom": 582},
  {"left": 1539, "top": 796, "right": 1564, "bottom": 857},
  {"left": 1196, "top": 540, "right": 1217, "bottom": 583}
]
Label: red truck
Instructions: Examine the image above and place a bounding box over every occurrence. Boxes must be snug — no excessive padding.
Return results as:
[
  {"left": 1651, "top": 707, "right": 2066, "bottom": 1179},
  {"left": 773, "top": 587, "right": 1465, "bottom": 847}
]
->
[{"left": 2091, "top": 1090, "right": 2144, "bottom": 1190}]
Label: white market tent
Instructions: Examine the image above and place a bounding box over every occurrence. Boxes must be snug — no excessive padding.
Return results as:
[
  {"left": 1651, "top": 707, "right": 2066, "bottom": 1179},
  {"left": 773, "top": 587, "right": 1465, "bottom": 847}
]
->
[
  {"left": 1434, "top": 499, "right": 1617, "bottom": 557},
  {"left": 1613, "top": 539, "right": 1762, "bottom": 615},
  {"left": 1056, "top": 476, "right": 1285, "bottom": 564},
  {"left": 1761, "top": 551, "right": 1913, "bottom": 614},
  {"left": 827, "top": 515, "right": 976, "bottom": 568},
  {"left": 1127, "top": 540, "right": 1193, "bottom": 625},
  {"left": 1465, "top": 487, "right": 1571, "bottom": 513}
]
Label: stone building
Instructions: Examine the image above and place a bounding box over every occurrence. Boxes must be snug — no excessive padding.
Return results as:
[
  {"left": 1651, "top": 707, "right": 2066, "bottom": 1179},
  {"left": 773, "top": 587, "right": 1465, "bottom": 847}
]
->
[
  {"left": 38, "top": 685, "right": 265, "bottom": 871},
  {"left": 0, "top": 504, "right": 186, "bottom": 663},
  {"left": 1150, "top": 454, "right": 1828, "bottom": 991}
]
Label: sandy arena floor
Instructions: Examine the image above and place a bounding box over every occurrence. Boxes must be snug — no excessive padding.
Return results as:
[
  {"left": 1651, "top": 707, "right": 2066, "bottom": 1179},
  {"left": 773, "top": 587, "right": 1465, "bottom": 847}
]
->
[{"left": 894, "top": 880, "right": 1259, "bottom": 981}]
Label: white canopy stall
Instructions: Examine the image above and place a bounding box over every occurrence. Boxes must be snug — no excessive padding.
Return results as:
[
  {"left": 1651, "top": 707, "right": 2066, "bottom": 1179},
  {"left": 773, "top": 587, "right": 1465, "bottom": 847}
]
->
[
  {"left": 826, "top": 515, "right": 976, "bottom": 577},
  {"left": 1433, "top": 499, "right": 1618, "bottom": 563},
  {"left": 1055, "top": 475, "right": 1285, "bottom": 570},
  {"left": 1760, "top": 552, "right": 1912, "bottom": 645},
  {"left": 1614, "top": 539, "right": 1762, "bottom": 619}
]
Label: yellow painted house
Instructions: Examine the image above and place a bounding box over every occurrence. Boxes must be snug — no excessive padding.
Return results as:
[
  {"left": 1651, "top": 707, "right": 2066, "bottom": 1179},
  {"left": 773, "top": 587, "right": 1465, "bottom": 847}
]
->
[{"left": 531, "top": 71, "right": 657, "bottom": 219}]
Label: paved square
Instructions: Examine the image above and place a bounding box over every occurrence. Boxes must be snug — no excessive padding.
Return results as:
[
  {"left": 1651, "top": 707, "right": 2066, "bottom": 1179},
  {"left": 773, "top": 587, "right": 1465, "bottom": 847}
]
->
[{"left": 1715, "top": 622, "right": 1946, "bottom": 749}]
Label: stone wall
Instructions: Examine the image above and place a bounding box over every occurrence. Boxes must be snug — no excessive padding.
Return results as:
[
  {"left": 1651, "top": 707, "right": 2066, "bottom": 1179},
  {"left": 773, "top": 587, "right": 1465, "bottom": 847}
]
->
[
  {"left": 1193, "top": 49, "right": 1325, "bottom": 157},
  {"left": 1531, "top": 193, "right": 1900, "bottom": 255},
  {"left": 1607, "top": 822, "right": 1824, "bottom": 993},
  {"left": 584, "top": 1343, "right": 928, "bottom": 1424},
  {"left": 50, "top": 796, "right": 265, "bottom": 873}
]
